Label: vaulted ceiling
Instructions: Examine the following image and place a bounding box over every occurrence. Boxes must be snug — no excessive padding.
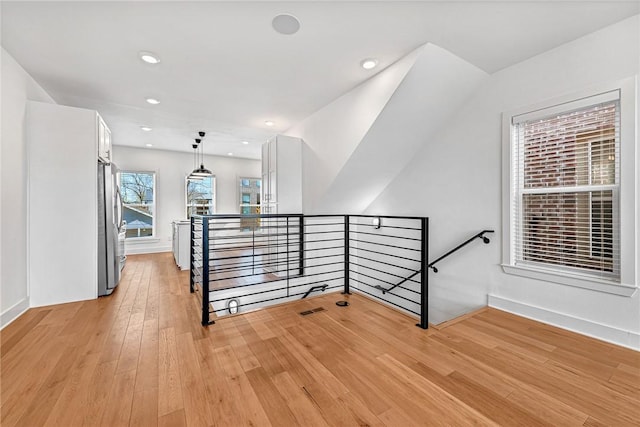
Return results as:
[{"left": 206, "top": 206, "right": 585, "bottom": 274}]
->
[{"left": 2, "top": 1, "right": 637, "bottom": 159}]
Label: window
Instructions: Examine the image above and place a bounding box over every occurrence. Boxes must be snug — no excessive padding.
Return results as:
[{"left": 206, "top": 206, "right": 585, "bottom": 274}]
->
[
  {"left": 121, "top": 171, "right": 155, "bottom": 238},
  {"left": 186, "top": 175, "right": 215, "bottom": 219},
  {"left": 238, "top": 177, "right": 261, "bottom": 214},
  {"left": 239, "top": 177, "right": 261, "bottom": 231},
  {"left": 516, "top": 100, "right": 619, "bottom": 277},
  {"left": 502, "top": 78, "right": 637, "bottom": 295}
]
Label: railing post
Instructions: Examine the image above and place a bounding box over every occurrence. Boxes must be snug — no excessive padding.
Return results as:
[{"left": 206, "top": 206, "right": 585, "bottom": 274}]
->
[
  {"left": 189, "top": 217, "right": 194, "bottom": 293},
  {"left": 286, "top": 216, "right": 290, "bottom": 297},
  {"left": 417, "top": 217, "right": 429, "bottom": 329},
  {"left": 298, "top": 215, "right": 304, "bottom": 276},
  {"left": 343, "top": 215, "right": 351, "bottom": 295},
  {"left": 202, "top": 218, "right": 212, "bottom": 326}
]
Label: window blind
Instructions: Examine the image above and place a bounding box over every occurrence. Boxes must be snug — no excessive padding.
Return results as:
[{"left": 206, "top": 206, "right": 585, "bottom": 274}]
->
[{"left": 512, "top": 97, "right": 621, "bottom": 281}]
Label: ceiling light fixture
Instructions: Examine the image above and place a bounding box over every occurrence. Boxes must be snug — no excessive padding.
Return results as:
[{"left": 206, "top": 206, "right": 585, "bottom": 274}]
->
[
  {"left": 265, "top": 120, "right": 275, "bottom": 127},
  {"left": 241, "top": 141, "right": 249, "bottom": 145},
  {"left": 272, "top": 14, "right": 300, "bottom": 35},
  {"left": 145, "top": 143, "right": 153, "bottom": 147},
  {"left": 140, "top": 126, "right": 152, "bottom": 132},
  {"left": 146, "top": 98, "right": 160, "bottom": 105},
  {"left": 188, "top": 131, "right": 212, "bottom": 179},
  {"left": 139, "top": 51, "right": 160, "bottom": 64},
  {"left": 227, "top": 152, "right": 233, "bottom": 156},
  {"left": 361, "top": 58, "right": 378, "bottom": 70},
  {"left": 188, "top": 142, "right": 203, "bottom": 180}
]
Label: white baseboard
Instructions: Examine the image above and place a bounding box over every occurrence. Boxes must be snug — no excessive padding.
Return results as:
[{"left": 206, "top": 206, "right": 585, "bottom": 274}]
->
[
  {"left": 1, "top": 297, "right": 30, "bottom": 329},
  {"left": 488, "top": 294, "right": 640, "bottom": 351},
  {"left": 125, "top": 243, "right": 172, "bottom": 255}
]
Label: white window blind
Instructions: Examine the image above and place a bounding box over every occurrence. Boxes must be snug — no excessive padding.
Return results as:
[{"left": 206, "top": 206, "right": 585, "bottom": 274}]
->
[{"left": 512, "top": 93, "right": 620, "bottom": 281}]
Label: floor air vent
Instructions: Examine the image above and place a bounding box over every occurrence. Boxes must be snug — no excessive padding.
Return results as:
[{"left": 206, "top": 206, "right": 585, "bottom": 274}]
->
[{"left": 300, "top": 307, "right": 325, "bottom": 316}]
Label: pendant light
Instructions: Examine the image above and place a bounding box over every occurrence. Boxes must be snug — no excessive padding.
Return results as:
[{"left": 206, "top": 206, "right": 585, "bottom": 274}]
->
[
  {"left": 188, "top": 131, "right": 212, "bottom": 178},
  {"left": 188, "top": 143, "right": 203, "bottom": 180}
]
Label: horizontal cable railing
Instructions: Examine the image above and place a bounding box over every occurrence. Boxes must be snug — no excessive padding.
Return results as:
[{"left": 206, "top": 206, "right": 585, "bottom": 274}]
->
[
  {"left": 191, "top": 214, "right": 345, "bottom": 325},
  {"left": 370, "top": 229, "right": 495, "bottom": 297},
  {"left": 347, "top": 215, "right": 428, "bottom": 328},
  {"left": 190, "top": 214, "right": 429, "bottom": 329}
]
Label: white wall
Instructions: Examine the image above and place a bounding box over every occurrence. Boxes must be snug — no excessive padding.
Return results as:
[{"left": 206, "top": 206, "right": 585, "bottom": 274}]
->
[
  {"left": 365, "top": 16, "right": 639, "bottom": 348},
  {"left": 112, "top": 146, "right": 260, "bottom": 254},
  {"left": 288, "top": 43, "right": 487, "bottom": 215},
  {"left": 314, "top": 44, "right": 487, "bottom": 214},
  {"left": 1, "top": 48, "right": 56, "bottom": 327},
  {"left": 287, "top": 46, "right": 419, "bottom": 213}
]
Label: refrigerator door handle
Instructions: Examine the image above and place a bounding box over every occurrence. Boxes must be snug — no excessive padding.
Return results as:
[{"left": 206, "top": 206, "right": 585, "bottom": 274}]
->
[{"left": 116, "top": 186, "right": 124, "bottom": 232}]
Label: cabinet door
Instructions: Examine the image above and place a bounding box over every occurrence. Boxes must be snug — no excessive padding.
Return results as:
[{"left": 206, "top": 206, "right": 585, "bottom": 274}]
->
[
  {"left": 98, "top": 117, "right": 112, "bottom": 163},
  {"left": 178, "top": 224, "right": 190, "bottom": 269},
  {"left": 269, "top": 170, "right": 277, "bottom": 204},
  {"left": 261, "top": 173, "right": 269, "bottom": 204},
  {"left": 104, "top": 127, "right": 112, "bottom": 162},
  {"left": 98, "top": 118, "right": 106, "bottom": 161},
  {"left": 269, "top": 139, "right": 277, "bottom": 172},
  {"left": 261, "top": 142, "right": 269, "bottom": 174}
]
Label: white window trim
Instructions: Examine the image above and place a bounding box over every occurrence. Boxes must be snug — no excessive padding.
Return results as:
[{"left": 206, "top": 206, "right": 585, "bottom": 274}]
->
[
  {"left": 122, "top": 170, "right": 157, "bottom": 240},
  {"left": 501, "top": 76, "right": 638, "bottom": 297}
]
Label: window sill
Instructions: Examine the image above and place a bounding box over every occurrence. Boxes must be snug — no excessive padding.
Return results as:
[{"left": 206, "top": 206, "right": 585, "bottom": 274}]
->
[{"left": 501, "top": 264, "right": 637, "bottom": 297}]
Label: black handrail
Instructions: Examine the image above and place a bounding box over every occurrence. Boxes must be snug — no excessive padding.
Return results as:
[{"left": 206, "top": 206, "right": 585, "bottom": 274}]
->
[
  {"left": 301, "top": 284, "right": 328, "bottom": 299},
  {"left": 428, "top": 229, "right": 494, "bottom": 273},
  {"left": 374, "top": 270, "right": 420, "bottom": 294},
  {"left": 374, "top": 229, "right": 494, "bottom": 294}
]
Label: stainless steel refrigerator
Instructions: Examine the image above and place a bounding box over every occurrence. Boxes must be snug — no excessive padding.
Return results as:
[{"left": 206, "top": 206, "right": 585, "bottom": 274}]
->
[{"left": 98, "top": 162, "right": 125, "bottom": 296}]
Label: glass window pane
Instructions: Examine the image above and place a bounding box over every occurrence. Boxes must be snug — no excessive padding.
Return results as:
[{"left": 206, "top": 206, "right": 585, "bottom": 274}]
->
[
  {"left": 186, "top": 176, "right": 214, "bottom": 218},
  {"left": 522, "top": 103, "right": 617, "bottom": 189},
  {"left": 521, "top": 191, "right": 614, "bottom": 273},
  {"left": 121, "top": 171, "right": 155, "bottom": 238}
]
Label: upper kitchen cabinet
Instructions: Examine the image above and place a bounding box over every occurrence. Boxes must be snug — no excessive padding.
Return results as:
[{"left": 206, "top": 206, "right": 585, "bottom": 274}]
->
[
  {"left": 98, "top": 115, "right": 112, "bottom": 163},
  {"left": 261, "top": 135, "right": 302, "bottom": 214}
]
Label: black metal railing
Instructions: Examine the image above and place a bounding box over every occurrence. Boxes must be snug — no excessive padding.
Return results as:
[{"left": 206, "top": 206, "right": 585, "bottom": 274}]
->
[
  {"left": 191, "top": 214, "right": 347, "bottom": 325},
  {"left": 347, "top": 215, "right": 429, "bottom": 329},
  {"left": 372, "top": 229, "right": 495, "bottom": 294},
  {"left": 190, "top": 213, "right": 431, "bottom": 328}
]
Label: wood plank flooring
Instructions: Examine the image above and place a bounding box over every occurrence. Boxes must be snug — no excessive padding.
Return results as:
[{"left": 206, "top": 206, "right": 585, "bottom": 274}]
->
[{"left": 1, "top": 252, "right": 638, "bottom": 426}]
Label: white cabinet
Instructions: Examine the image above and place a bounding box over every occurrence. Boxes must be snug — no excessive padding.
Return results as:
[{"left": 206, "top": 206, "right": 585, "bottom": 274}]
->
[
  {"left": 27, "top": 101, "right": 105, "bottom": 306},
  {"left": 260, "top": 135, "right": 303, "bottom": 276},
  {"left": 260, "top": 135, "right": 302, "bottom": 214},
  {"left": 98, "top": 116, "right": 112, "bottom": 163},
  {"left": 172, "top": 220, "right": 191, "bottom": 270}
]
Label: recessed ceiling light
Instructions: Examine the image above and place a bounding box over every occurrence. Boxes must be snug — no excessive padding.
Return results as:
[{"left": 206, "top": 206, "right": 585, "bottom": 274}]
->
[
  {"left": 146, "top": 98, "right": 160, "bottom": 105},
  {"left": 140, "top": 126, "right": 152, "bottom": 132},
  {"left": 139, "top": 51, "right": 160, "bottom": 64},
  {"left": 265, "top": 120, "right": 275, "bottom": 127},
  {"left": 242, "top": 141, "right": 249, "bottom": 145},
  {"left": 361, "top": 58, "right": 378, "bottom": 70},
  {"left": 145, "top": 143, "right": 153, "bottom": 147},
  {"left": 272, "top": 14, "right": 300, "bottom": 35},
  {"left": 227, "top": 152, "right": 234, "bottom": 156}
]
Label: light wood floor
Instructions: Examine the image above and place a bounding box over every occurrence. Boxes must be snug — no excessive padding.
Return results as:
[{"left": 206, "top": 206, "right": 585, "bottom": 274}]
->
[{"left": 1, "top": 253, "right": 638, "bottom": 426}]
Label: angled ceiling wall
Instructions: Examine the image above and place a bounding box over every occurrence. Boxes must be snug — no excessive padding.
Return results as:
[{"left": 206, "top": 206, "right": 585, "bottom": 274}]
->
[
  {"left": 286, "top": 46, "right": 421, "bottom": 213},
  {"left": 288, "top": 43, "right": 488, "bottom": 214}
]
